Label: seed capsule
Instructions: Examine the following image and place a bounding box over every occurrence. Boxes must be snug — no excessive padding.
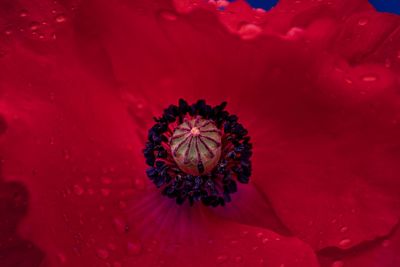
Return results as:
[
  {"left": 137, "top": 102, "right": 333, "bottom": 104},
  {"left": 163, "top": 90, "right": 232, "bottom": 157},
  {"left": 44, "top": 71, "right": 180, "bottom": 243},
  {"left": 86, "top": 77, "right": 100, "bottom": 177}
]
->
[{"left": 170, "top": 117, "right": 221, "bottom": 175}]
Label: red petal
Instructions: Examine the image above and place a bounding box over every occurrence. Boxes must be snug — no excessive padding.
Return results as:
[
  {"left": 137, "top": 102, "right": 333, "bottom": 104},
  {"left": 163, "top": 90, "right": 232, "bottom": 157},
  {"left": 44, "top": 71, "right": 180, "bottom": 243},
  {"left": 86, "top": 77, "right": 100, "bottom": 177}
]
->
[
  {"left": 0, "top": 0, "right": 318, "bottom": 266},
  {"left": 229, "top": 2, "right": 400, "bottom": 252},
  {"left": 151, "top": 0, "right": 400, "bottom": 254},
  {"left": 125, "top": 190, "right": 319, "bottom": 267},
  {"left": 0, "top": 52, "right": 144, "bottom": 265},
  {"left": 331, "top": 10, "right": 400, "bottom": 66},
  {"left": 208, "top": 182, "right": 290, "bottom": 235},
  {"left": 2, "top": 0, "right": 399, "bottom": 265},
  {"left": 319, "top": 226, "right": 400, "bottom": 267}
]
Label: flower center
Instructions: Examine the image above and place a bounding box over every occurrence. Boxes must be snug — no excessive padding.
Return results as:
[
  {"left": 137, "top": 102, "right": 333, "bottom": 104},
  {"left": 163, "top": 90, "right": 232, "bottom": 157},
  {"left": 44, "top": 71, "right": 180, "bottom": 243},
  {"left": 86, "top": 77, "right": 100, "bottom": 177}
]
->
[
  {"left": 143, "top": 99, "right": 252, "bottom": 207},
  {"left": 170, "top": 117, "right": 221, "bottom": 176}
]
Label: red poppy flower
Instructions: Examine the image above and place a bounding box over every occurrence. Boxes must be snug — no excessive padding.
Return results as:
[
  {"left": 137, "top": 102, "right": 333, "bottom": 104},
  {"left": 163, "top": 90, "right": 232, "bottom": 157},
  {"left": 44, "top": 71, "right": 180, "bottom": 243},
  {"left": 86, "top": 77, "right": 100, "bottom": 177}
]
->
[{"left": 1, "top": 0, "right": 400, "bottom": 266}]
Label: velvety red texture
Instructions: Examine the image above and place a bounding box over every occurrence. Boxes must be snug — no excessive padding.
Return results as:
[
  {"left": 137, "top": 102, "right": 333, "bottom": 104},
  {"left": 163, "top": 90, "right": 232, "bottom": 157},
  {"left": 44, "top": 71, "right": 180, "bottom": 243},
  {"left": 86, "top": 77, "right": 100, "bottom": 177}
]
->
[{"left": 0, "top": 0, "right": 399, "bottom": 266}]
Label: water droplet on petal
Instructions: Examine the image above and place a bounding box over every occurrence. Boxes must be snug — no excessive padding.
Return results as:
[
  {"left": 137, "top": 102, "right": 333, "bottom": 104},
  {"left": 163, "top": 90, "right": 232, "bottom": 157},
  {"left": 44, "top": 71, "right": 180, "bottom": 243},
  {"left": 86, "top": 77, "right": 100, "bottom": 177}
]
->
[
  {"left": 55, "top": 15, "right": 66, "bottom": 23},
  {"left": 339, "top": 239, "right": 351, "bottom": 248},
  {"left": 256, "top": 232, "right": 263, "bottom": 238},
  {"left": 29, "top": 22, "right": 40, "bottom": 31},
  {"left": 127, "top": 241, "right": 142, "bottom": 255},
  {"left": 285, "top": 27, "right": 304, "bottom": 40},
  {"left": 361, "top": 74, "right": 378, "bottom": 82},
  {"left": 332, "top": 260, "right": 344, "bottom": 267},
  {"left": 262, "top": 238, "right": 269, "bottom": 244},
  {"left": 255, "top": 8, "right": 266, "bottom": 14},
  {"left": 216, "top": 255, "right": 228, "bottom": 264},
  {"left": 96, "top": 248, "right": 109, "bottom": 259},
  {"left": 358, "top": 18, "right": 368, "bottom": 26},
  {"left": 344, "top": 78, "right": 353, "bottom": 84},
  {"left": 238, "top": 23, "right": 262, "bottom": 40},
  {"left": 20, "top": 11, "right": 28, "bottom": 17},
  {"left": 73, "top": 184, "right": 84, "bottom": 196},
  {"left": 340, "top": 226, "right": 348, "bottom": 233}
]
